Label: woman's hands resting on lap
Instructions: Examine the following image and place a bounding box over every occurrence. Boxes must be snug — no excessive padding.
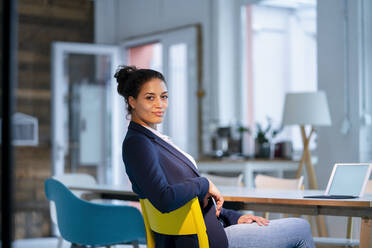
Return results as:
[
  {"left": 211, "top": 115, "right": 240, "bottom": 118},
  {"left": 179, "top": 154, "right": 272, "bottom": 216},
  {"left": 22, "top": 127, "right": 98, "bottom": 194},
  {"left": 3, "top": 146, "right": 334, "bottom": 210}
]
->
[
  {"left": 203, "top": 179, "right": 270, "bottom": 225},
  {"left": 237, "top": 214, "right": 270, "bottom": 226}
]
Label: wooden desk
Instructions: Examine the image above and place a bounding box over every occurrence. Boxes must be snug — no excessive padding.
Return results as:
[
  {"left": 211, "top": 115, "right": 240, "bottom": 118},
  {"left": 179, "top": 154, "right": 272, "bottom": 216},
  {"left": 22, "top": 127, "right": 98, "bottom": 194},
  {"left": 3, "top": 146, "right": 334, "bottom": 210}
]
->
[
  {"left": 197, "top": 159, "right": 299, "bottom": 187},
  {"left": 220, "top": 187, "right": 372, "bottom": 248},
  {"left": 69, "top": 185, "right": 372, "bottom": 248}
]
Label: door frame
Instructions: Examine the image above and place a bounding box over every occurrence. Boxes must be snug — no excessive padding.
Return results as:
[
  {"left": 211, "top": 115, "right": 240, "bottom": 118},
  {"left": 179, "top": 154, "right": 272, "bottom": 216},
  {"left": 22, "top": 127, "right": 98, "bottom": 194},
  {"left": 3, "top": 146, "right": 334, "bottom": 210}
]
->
[{"left": 51, "top": 41, "right": 124, "bottom": 184}]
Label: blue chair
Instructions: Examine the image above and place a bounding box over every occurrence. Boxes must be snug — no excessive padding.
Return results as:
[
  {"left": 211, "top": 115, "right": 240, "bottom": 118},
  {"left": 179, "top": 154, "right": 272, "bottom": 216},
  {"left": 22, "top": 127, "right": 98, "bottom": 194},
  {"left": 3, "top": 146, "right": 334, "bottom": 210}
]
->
[{"left": 44, "top": 178, "right": 146, "bottom": 248}]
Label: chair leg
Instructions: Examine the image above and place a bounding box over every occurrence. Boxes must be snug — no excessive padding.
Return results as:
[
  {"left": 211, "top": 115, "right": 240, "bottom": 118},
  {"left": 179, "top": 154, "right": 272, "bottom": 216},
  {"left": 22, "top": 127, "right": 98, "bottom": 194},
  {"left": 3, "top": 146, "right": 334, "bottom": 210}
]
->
[
  {"left": 346, "top": 216, "right": 353, "bottom": 239},
  {"left": 132, "top": 240, "right": 139, "bottom": 248},
  {"left": 307, "top": 215, "right": 316, "bottom": 235},
  {"left": 70, "top": 244, "right": 87, "bottom": 248},
  {"left": 57, "top": 236, "right": 63, "bottom": 248}
]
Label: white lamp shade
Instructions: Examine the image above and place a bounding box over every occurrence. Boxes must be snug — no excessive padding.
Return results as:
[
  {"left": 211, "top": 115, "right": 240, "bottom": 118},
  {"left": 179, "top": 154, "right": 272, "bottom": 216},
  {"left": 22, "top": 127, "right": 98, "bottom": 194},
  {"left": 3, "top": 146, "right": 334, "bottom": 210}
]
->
[{"left": 282, "top": 91, "right": 332, "bottom": 126}]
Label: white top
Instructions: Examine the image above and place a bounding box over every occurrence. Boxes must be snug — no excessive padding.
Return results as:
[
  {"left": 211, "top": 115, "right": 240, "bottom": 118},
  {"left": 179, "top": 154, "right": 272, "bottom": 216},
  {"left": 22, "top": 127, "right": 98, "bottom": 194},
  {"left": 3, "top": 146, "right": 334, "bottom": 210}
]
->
[{"left": 143, "top": 125, "right": 198, "bottom": 169}]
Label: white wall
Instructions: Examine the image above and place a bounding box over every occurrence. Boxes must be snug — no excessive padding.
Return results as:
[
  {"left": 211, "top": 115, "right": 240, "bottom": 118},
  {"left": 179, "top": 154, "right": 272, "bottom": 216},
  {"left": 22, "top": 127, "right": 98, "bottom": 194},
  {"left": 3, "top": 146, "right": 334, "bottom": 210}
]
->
[
  {"left": 94, "top": 0, "right": 119, "bottom": 44},
  {"left": 213, "top": 0, "right": 240, "bottom": 125},
  {"left": 359, "top": 0, "right": 372, "bottom": 163},
  {"left": 317, "top": 0, "right": 363, "bottom": 238},
  {"left": 317, "top": 0, "right": 361, "bottom": 190}
]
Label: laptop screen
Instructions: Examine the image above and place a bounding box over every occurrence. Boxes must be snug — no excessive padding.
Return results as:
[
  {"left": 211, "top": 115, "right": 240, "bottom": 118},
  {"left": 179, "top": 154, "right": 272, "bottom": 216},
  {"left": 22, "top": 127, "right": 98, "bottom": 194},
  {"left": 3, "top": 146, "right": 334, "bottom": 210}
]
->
[{"left": 328, "top": 164, "right": 370, "bottom": 196}]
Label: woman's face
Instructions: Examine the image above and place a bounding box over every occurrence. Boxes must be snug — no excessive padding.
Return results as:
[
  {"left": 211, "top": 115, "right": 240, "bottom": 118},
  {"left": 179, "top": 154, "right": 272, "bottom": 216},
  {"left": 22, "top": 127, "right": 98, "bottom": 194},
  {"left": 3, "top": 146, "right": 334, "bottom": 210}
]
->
[{"left": 129, "top": 78, "right": 168, "bottom": 129}]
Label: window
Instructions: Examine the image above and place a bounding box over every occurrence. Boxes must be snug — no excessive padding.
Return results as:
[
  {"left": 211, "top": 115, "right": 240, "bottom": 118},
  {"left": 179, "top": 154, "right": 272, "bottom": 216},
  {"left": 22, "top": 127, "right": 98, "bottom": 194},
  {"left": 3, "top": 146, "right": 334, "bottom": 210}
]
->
[
  {"left": 128, "top": 42, "right": 163, "bottom": 73},
  {"left": 241, "top": 0, "right": 317, "bottom": 153}
]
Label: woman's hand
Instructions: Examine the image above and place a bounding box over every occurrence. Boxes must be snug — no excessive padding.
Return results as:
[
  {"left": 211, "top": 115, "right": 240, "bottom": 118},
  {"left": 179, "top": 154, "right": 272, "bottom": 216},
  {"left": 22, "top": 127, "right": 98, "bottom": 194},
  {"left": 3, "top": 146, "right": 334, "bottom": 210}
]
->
[
  {"left": 203, "top": 179, "right": 224, "bottom": 216},
  {"left": 238, "top": 214, "right": 270, "bottom": 226}
]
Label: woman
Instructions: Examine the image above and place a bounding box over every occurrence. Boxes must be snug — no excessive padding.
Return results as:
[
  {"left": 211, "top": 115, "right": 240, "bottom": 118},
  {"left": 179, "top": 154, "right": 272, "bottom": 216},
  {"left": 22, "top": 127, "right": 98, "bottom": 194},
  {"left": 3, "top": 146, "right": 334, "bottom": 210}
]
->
[{"left": 115, "top": 65, "right": 315, "bottom": 248}]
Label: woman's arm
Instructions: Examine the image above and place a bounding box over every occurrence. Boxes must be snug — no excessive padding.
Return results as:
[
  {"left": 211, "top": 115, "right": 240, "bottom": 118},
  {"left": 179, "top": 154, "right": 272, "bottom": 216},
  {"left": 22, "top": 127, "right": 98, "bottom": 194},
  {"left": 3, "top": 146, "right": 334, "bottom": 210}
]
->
[
  {"left": 219, "top": 208, "right": 243, "bottom": 226},
  {"left": 123, "top": 135, "right": 209, "bottom": 213}
]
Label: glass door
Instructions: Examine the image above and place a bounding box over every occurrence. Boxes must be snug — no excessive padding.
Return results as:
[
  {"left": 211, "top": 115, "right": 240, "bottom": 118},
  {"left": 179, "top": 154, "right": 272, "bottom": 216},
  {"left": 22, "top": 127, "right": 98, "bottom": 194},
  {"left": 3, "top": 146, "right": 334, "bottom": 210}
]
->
[{"left": 51, "top": 42, "right": 124, "bottom": 185}]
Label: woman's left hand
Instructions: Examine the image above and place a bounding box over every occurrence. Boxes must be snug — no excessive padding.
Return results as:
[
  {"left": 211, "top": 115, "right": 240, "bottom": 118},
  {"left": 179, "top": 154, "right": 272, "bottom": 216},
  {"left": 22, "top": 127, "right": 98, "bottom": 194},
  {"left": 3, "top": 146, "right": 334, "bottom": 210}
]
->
[
  {"left": 204, "top": 179, "right": 224, "bottom": 216},
  {"left": 237, "top": 214, "right": 270, "bottom": 226}
]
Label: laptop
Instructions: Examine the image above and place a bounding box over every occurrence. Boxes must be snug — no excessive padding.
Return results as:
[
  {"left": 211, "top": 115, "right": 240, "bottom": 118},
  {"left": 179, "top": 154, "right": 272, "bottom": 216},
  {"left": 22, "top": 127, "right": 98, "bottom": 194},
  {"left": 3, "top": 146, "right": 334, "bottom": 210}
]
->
[{"left": 304, "top": 163, "right": 372, "bottom": 199}]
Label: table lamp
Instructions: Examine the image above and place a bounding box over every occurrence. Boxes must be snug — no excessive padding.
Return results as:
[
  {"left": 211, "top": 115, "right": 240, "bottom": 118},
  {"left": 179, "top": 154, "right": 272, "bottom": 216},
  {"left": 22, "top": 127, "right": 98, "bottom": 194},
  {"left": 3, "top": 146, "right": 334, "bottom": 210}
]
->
[{"left": 282, "top": 91, "right": 331, "bottom": 190}]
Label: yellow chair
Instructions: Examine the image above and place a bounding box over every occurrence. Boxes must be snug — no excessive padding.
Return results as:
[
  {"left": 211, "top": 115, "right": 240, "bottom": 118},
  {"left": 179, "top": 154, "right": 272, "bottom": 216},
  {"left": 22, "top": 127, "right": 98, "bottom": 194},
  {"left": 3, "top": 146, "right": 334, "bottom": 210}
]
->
[{"left": 140, "top": 197, "right": 209, "bottom": 248}]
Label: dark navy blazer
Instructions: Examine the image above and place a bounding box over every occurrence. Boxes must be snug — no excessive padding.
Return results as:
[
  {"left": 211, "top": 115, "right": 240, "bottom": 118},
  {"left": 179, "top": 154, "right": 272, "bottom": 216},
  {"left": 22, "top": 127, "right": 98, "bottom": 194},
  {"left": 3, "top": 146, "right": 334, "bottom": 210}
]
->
[{"left": 122, "top": 121, "right": 242, "bottom": 248}]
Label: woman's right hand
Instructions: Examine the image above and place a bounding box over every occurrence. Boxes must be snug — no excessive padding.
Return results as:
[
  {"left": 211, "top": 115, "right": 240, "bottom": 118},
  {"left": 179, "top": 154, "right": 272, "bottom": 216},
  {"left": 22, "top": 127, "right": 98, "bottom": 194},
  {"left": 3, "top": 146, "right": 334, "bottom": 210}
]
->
[{"left": 203, "top": 179, "right": 224, "bottom": 216}]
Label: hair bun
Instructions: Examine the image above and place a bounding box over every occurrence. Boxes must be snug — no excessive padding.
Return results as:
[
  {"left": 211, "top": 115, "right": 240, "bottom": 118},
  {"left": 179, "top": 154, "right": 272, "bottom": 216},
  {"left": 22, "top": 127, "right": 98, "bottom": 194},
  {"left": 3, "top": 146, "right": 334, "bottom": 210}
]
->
[
  {"left": 114, "top": 65, "right": 137, "bottom": 81},
  {"left": 115, "top": 65, "right": 138, "bottom": 97}
]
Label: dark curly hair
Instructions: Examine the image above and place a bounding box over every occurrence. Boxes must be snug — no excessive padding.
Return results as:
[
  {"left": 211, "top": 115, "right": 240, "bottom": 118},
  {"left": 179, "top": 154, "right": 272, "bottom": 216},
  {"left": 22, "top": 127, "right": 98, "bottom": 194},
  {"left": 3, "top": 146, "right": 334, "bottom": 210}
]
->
[{"left": 114, "top": 65, "right": 166, "bottom": 114}]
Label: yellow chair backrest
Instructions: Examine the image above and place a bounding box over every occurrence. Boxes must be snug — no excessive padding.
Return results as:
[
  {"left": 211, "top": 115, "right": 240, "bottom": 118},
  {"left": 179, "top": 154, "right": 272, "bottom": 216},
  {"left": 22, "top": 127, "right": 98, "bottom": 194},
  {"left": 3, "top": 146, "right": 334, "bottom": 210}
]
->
[{"left": 140, "top": 197, "right": 209, "bottom": 248}]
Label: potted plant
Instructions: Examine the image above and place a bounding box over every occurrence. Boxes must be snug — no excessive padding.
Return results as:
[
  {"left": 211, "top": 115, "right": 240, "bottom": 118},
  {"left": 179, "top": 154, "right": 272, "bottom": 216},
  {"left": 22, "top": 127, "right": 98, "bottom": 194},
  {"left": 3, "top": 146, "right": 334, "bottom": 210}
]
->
[{"left": 254, "top": 118, "right": 282, "bottom": 158}]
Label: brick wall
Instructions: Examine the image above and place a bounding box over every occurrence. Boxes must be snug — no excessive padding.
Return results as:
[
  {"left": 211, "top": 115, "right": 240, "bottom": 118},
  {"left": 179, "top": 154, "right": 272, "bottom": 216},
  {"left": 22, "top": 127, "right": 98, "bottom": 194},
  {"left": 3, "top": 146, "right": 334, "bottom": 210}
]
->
[{"left": 15, "top": 0, "right": 94, "bottom": 239}]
